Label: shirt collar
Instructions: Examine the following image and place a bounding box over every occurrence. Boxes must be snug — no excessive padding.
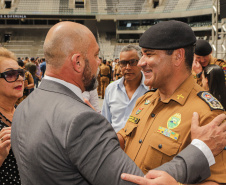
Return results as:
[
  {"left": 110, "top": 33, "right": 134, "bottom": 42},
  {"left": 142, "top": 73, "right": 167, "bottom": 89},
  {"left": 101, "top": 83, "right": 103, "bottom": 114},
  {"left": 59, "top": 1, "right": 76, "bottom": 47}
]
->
[
  {"left": 43, "top": 75, "right": 84, "bottom": 101},
  {"left": 160, "top": 75, "right": 195, "bottom": 105}
]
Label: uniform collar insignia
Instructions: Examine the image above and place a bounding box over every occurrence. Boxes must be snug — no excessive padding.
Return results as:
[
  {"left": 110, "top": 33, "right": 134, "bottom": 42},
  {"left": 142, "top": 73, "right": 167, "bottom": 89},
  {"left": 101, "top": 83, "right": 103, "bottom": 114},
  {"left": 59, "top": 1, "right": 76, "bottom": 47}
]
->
[{"left": 177, "top": 94, "right": 184, "bottom": 100}]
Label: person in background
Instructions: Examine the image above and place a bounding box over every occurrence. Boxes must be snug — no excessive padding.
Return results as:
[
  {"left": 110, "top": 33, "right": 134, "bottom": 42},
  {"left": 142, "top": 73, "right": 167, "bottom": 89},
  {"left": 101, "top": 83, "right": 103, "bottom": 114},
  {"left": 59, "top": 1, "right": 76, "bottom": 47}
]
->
[
  {"left": 97, "top": 57, "right": 102, "bottom": 97},
  {"left": 107, "top": 60, "right": 112, "bottom": 82},
  {"left": 23, "top": 56, "right": 29, "bottom": 65},
  {"left": 16, "top": 59, "right": 34, "bottom": 105},
  {"left": 0, "top": 47, "right": 24, "bottom": 184},
  {"left": 40, "top": 57, "right": 46, "bottom": 78},
  {"left": 100, "top": 59, "right": 110, "bottom": 99},
  {"left": 102, "top": 45, "right": 149, "bottom": 132},
  {"left": 202, "top": 64, "right": 226, "bottom": 109},
  {"left": 25, "top": 57, "right": 36, "bottom": 93},
  {"left": 34, "top": 57, "right": 42, "bottom": 88},
  {"left": 114, "top": 59, "right": 122, "bottom": 80},
  {"left": 192, "top": 39, "right": 226, "bottom": 86}
]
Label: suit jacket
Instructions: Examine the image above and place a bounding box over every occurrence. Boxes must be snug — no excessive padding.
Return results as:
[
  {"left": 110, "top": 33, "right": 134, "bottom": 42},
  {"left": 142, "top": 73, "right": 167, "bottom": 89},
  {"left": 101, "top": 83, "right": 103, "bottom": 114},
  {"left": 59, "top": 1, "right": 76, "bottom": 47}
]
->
[{"left": 11, "top": 79, "right": 210, "bottom": 185}]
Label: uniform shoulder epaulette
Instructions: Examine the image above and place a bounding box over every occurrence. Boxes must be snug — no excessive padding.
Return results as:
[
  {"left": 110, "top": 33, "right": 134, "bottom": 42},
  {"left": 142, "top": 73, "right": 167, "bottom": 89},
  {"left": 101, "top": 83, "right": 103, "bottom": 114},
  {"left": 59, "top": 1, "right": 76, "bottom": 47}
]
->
[
  {"left": 144, "top": 88, "right": 157, "bottom": 95},
  {"left": 197, "top": 91, "right": 224, "bottom": 111}
]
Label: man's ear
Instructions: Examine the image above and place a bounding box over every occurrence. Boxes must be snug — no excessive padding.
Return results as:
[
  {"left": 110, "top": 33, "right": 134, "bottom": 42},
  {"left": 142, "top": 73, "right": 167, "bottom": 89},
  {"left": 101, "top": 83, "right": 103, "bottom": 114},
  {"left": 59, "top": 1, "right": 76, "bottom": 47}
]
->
[
  {"left": 174, "top": 48, "right": 185, "bottom": 67},
  {"left": 71, "top": 54, "right": 83, "bottom": 73}
]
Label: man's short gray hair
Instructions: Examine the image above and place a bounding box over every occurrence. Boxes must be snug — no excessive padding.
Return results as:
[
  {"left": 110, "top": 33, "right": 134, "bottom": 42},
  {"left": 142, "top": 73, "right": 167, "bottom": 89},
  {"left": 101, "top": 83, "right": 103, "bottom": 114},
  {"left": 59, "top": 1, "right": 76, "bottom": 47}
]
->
[{"left": 120, "top": 44, "right": 142, "bottom": 59}]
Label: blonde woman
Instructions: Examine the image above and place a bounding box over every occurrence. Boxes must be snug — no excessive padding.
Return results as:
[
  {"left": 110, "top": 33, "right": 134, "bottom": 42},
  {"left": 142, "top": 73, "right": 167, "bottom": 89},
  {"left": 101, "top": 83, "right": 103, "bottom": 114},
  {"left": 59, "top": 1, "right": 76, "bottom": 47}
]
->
[{"left": 0, "top": 47, "right": 24, "bottom": 184}]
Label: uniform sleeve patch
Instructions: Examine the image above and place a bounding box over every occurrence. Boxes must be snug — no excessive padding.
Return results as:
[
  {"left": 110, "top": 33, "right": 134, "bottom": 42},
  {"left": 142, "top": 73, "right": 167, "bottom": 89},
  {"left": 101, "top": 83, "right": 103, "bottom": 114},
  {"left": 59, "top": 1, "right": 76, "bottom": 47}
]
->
[{"left": 197, "top": 91, "right": 224, "bottom": 111}]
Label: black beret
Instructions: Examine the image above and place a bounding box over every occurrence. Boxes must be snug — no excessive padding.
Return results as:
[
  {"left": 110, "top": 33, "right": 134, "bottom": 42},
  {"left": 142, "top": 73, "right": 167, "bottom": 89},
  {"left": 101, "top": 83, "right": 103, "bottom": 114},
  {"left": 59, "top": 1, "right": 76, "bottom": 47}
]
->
[
  {"left": 195, "top": 40, "right": 212, "bottom": 56},
  {"left": 139, "top": 20, "right": 196, "bottom": 50}
]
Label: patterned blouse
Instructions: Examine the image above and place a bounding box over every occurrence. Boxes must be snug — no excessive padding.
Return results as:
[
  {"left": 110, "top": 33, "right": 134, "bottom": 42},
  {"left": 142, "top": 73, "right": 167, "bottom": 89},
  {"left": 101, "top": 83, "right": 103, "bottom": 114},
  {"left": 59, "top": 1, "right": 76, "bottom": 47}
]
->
[{"left": 0, "top": 112, "right": 21, "bottom": 185}]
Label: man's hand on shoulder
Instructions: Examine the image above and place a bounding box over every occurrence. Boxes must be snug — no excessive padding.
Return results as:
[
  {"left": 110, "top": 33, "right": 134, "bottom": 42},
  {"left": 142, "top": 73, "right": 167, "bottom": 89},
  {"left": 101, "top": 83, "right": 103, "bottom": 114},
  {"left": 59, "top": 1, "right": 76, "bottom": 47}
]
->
[
  {"left": 121, "top": 170, "right": 178, "bottom": 185},
  {"left": 191, "top": 112, "right": 226, "bottom": 156}
]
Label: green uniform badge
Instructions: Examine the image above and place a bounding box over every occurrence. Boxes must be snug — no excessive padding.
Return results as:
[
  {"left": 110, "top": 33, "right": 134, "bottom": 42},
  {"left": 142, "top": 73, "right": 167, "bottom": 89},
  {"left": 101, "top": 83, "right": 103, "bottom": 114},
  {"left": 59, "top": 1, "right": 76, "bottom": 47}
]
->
[{"left": 167, "top": 113, "right": 181, "bottom": 129}]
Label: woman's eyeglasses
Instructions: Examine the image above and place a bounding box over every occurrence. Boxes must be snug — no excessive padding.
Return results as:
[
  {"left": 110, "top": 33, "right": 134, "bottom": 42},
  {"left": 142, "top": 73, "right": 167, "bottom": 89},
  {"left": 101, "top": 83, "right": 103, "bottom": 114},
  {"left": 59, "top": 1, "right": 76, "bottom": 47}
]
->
[
  {"left": 0, "top": 69, "right": 25, "bottom": 83},
  {"left": 119, "top": 59, "right": 139, "bottom": 67}
]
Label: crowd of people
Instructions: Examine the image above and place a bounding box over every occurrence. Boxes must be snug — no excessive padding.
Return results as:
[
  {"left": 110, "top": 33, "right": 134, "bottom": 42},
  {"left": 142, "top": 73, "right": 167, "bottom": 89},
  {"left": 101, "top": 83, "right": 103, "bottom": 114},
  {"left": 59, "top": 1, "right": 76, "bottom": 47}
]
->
[{"left": 0, "top": 20, "right": 226, "bottom": 185}]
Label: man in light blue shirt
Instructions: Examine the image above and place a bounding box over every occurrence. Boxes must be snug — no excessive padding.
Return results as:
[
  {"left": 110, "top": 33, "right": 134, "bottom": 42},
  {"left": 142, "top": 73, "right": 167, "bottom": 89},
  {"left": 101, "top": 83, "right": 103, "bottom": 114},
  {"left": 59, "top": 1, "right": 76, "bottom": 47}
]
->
[{"left": 102, "top": 45, "right": 149, "bottom": 132}]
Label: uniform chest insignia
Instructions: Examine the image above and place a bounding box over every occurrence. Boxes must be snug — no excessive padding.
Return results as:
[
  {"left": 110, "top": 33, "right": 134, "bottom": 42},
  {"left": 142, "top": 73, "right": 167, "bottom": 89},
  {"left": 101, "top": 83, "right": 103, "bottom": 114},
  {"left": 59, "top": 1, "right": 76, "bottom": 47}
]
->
[
  {"left": 144, "top": 99, "right": 151, "bottom": 105},
  {"left": 197, "top": 91, "right": 224, "bottom": 111},
  {"left": 157, "top": 126, "right": 179, "bottom": 141},
  {"left": 136, "top": 107, "right": 144, "bottom": 115},
  {"left": 167, "top": 113, "right": 181, "bottom": 129},
  {"left": 177, "top": 94, "right": 184, "bottom": 99},
  {"left": 128, "top": 116, "right": 140, "bottom": 124}
]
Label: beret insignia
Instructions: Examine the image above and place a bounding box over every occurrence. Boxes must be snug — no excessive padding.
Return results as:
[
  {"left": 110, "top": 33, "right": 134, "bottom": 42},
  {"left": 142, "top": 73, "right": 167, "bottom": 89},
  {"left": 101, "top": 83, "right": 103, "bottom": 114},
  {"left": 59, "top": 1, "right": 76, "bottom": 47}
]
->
[{"left": 197, "top": 91, "right": 224, "bottom": 111}]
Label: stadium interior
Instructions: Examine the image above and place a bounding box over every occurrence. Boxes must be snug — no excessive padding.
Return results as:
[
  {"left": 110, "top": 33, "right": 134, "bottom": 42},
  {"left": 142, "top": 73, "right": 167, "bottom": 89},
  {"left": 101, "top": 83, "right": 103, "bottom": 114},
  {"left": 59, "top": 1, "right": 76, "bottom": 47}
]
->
[{"left": 0, "top": 0, "right": 225, "bottom": 60}]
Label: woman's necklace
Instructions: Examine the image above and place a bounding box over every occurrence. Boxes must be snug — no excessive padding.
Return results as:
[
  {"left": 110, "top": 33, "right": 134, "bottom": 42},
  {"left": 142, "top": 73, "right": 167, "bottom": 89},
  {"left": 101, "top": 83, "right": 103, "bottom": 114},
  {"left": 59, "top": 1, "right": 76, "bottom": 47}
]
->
[
  {"left": 0, "top": 111, "right": 12, "bottom": 124},
  {"left": 0, "top": 106, "right": 13, "bottom": 124}
]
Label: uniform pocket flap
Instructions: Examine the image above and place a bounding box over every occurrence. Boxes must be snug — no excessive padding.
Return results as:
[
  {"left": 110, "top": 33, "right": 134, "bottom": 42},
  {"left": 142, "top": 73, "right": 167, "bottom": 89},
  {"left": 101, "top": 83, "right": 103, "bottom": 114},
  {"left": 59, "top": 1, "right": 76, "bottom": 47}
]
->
[
  {"left": 124, "top": 123, "right": 138, "bottom": 136},
  {"left": 150, "top": 132, "right": 181, "bottom": 156}
]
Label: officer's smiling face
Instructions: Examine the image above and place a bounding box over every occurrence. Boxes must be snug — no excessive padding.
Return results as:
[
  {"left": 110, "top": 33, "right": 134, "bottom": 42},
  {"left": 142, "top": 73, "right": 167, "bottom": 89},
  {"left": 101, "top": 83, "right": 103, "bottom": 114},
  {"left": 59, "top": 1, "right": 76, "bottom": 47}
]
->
[{"left": 138, "top": 48, "right": 174, "bottom": 89}]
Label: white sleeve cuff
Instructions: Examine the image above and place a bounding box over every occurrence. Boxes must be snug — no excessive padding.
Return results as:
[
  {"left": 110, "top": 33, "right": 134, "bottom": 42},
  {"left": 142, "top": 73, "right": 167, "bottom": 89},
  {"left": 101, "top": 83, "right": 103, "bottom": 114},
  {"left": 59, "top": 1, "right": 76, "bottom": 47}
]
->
[{"left": 191, "top": 139, "right": 215, "bottom": 166}]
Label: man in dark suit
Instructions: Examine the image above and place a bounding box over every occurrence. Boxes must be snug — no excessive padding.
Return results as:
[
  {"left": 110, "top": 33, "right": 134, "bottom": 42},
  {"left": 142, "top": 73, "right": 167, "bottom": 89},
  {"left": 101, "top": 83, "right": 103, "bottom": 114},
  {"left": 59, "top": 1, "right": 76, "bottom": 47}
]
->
[{"left": 11, "top": 21, "right": 226, "bottom": 185}]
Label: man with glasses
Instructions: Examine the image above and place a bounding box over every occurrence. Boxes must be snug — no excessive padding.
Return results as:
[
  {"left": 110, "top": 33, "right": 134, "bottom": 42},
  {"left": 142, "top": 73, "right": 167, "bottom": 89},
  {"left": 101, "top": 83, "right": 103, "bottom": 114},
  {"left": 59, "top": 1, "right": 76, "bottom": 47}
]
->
[{"left": 102, "top": 45, "right": 149, "bottom": 132}]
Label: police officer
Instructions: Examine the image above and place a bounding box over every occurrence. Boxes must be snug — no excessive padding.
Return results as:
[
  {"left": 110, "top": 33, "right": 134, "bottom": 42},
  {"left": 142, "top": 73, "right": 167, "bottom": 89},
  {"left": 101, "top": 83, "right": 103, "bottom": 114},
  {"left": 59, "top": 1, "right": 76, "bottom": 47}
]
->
[
  {"left": 117, "top": 20, "right": 226, "bottom": 185},
  {"left": 100, "top": 59, "right": 110, "bottom": 99},
  {"left": 192, "top": 39, "right": 226, "bottom": 85}
]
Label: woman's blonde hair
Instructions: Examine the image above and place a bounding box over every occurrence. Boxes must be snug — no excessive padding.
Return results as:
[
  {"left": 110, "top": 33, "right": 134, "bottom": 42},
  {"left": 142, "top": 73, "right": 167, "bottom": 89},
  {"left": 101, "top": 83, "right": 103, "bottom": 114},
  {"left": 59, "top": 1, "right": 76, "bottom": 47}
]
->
[{"left": 0, "top": 47, "right": 17, "bottom": 61}]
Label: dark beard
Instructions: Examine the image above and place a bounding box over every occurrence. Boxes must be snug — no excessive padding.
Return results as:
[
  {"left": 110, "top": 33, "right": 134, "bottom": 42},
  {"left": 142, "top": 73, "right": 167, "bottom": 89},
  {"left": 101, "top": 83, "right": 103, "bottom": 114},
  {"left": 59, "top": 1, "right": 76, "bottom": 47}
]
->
[{"left": 82, "top": 59, "right": 98, "bottom": 91}]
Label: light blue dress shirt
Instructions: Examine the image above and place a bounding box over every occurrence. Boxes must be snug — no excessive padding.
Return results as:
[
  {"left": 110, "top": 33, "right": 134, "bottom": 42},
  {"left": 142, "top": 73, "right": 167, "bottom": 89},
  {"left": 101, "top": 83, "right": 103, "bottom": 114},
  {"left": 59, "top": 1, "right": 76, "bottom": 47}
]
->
[{"left": 101, "top": 73, "right": 149, "bottom": 133}]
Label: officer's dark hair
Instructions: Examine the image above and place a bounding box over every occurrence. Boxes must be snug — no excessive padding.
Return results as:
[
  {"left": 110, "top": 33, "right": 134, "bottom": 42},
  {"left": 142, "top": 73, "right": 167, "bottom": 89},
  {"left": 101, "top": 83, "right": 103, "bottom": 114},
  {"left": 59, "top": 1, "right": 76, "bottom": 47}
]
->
[
  {"left": 103, "top": 60, "right": 106, "bottom": 64},
  {"left": 165, "top": 44, "right": 195, "bottom": 71}
]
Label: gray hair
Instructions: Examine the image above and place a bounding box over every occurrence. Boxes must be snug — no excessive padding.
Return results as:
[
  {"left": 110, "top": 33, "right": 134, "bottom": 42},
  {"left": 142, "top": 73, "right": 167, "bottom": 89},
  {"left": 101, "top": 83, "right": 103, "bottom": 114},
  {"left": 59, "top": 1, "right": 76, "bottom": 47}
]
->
[{"left": 120, "top": 44, "right": 142, "bottom": 59}]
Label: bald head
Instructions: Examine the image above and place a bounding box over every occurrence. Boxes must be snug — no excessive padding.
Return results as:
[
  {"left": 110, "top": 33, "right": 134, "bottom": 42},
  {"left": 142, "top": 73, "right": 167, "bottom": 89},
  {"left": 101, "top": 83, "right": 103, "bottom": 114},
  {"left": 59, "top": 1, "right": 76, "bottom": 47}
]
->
[{"left": 43, "top": 21, "right": 95, "bottom": 68}]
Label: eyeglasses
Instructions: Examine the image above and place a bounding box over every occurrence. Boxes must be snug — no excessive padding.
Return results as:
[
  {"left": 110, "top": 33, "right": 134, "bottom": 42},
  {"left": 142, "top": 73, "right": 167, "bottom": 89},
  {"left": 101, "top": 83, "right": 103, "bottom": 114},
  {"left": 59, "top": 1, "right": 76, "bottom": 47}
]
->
[
  {"left": 119, "top": 59, "right": 139, "bottom": 67},
  {"left": 0, "top": 69, "right": 25, "bottom": 83}
]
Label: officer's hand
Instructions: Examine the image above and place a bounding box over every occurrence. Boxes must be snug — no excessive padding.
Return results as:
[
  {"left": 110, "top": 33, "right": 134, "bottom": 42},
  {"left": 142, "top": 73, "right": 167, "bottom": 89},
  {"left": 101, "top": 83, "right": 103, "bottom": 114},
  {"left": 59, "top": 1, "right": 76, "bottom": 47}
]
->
[
  {"left": 192, "top": 60, "right": 203, "bottom": 74},
  {"left": 121, "top": 170, "right": 178, "bottom": 185},
  {"left": 191, "top": 112, "right": 226, "bottom": 156}
]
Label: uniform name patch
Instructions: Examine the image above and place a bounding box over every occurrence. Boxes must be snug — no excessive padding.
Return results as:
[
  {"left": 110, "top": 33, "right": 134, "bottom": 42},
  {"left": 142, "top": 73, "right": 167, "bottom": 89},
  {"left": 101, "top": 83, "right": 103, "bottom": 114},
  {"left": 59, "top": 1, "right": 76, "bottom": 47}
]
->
[
  {"left": 157, "top": 126, "right": 179, "bottom": 141},
  {"left": 128, "top": 116, "right": 140, "bottom": 124},
  {"left": 197, "top": 91, "right": 224, "bottom": 111}
]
